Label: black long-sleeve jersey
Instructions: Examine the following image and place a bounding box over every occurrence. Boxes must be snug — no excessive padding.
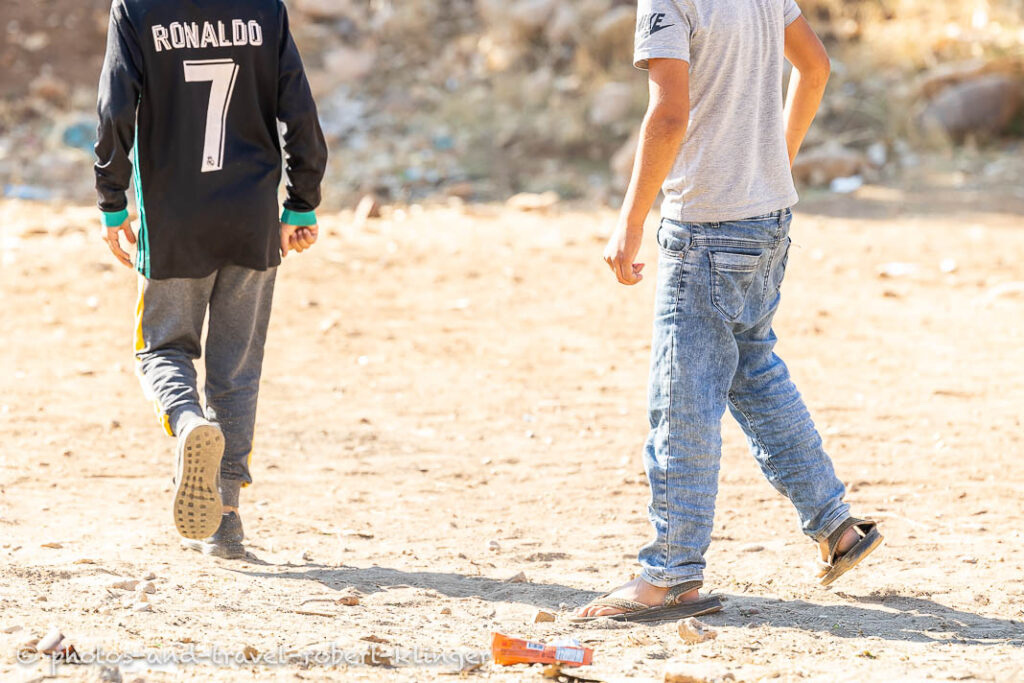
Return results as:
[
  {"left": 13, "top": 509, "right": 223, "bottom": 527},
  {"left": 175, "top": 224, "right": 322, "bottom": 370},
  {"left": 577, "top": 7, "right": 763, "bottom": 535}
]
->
[{"left": 95, "top": 0, "right": 328, "bottom": 279}]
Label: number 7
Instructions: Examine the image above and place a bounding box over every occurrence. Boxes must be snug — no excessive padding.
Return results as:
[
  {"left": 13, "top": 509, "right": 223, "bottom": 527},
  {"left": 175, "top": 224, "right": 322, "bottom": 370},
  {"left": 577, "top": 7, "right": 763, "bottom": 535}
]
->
[{"left": 183, "top": 59, "right": 239, "bottom": 173}]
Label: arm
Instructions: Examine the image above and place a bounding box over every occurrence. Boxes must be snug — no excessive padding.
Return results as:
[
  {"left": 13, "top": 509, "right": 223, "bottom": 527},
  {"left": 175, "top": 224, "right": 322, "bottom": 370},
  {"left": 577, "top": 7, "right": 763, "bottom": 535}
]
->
[
  {"left": 604, "top": 59, "right": 690, "bottom": 286},
  {"left": 277, "top": 2, "right": 328, "bottom": 256},
  {"left": 94, "top": 0, "right": 143, "bottom": 267},
  {"left": 783, "top": 16, "right": 831, "bottom": 166}
]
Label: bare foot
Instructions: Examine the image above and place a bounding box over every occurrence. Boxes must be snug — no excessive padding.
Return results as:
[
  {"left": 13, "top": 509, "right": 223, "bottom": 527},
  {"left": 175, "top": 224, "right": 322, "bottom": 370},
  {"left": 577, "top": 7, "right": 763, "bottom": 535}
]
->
[
  {"left": 575, "top": 576, "right": 699, "bottom": 618},
  {"left": 819, "top": 526, "right": 859, "bottom": 562}
]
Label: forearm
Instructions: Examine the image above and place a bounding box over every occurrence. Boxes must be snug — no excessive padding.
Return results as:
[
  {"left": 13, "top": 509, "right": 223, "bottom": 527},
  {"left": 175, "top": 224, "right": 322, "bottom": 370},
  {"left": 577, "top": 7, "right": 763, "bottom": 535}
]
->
[
  {"left": 620, "top": 109, "right": 688, "bottom": 229},
  {"left": 783, "top": 67, "right": 829, "bottom": 166}
]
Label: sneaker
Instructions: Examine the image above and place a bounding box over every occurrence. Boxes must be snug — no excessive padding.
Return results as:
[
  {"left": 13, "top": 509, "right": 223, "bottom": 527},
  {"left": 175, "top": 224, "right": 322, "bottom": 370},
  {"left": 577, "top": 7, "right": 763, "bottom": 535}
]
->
[
  {"left": 173, "top": 419, "right": 224, "bottom": 539},
  {"left": 181, "top": 511, "right": 246, "bottom": 559}
]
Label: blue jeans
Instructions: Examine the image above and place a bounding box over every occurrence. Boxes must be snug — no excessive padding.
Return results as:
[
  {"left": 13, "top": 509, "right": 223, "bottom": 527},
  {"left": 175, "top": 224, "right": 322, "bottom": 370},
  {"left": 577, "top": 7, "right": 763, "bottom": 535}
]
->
[{"left": 638, "top": 209, "right": 850, "bottom": 587}]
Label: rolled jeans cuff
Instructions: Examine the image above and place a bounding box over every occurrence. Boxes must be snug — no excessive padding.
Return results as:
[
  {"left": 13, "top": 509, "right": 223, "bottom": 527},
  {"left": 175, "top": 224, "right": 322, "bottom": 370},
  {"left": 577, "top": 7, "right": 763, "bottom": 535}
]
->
[
  {"left": 640, "top": 568, "right": 704, "bottom": 589},
  {"left": 812, "top": 505, "right": 852, "bottom": 542}
]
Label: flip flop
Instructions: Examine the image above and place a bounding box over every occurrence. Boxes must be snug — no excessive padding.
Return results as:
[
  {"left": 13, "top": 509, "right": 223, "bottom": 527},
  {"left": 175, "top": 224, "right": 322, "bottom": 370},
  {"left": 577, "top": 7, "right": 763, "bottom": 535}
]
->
[
  {"left": 569, "top": 580, "right": 723, "bottom": 623},
  {"left": 818, "top": 517, "right": 883, "bottom": 587}
]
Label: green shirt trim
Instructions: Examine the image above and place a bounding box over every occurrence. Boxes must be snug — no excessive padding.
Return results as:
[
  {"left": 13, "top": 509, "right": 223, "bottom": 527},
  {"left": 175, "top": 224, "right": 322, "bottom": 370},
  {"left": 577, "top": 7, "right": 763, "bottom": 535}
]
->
[
  {"left": 102, "top": 210, "right": 130, "bottom": 227},
  {"left": 281, "top": 209, "right": 317, "bottom": 226}
]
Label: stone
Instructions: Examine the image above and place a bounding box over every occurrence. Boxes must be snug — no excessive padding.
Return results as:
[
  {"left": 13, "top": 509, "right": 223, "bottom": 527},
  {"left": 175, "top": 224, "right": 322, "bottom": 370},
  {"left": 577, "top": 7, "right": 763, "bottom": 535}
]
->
[
  {"left": 533, "top": 609, "right": 557, "bottom": 623},
  {"left": 589, "top": 81, "right": 634, "bottom": 126},
  {"left": 137, "top": 581, "right": 156, "bottom": 594},
  {"left": 591, "top": 6, "right": 637, "bottom": 59},
  {"left": 293, "top": 0, "right": 355, "bottom": 21},
  {"left": 506, "top": 191, "right": 559, "bottom": 212},
  {"left": 108, "top": 578, "right": 140, "bottom": 591},
  {"left": 677, "top": 617, "right": 718, "bottom": 644},
  {"left": 919, "top": 74, "right": 1021, "bottom": 140},
  {"left": 505, "top": 571, "right": 528, "bottom": 583},
  {"left": 791, "top": 143, "right": 866, "bottom": 187},
  {"left": 354, "top": 194, "right": 382, "bottom": 228},
  {"left": 610, "top": 131, "right": 639, "bottom": 191}
]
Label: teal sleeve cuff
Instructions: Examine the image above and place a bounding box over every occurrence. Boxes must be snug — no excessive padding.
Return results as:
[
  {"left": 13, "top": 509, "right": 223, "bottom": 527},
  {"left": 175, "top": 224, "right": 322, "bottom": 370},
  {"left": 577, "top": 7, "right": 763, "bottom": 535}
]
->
[
  {"left": 102, "top": 209, "right": 130, "bottom": 227},
  {"left": 281, "top": 209, "right": 318, "bottom": 226}
]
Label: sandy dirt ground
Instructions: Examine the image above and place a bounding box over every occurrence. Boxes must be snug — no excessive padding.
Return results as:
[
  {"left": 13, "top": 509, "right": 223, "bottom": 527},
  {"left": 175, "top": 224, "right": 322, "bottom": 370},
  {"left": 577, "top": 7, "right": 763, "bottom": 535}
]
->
[{"left": 1, "top": 179, "right": 1023, "bottom": 682}]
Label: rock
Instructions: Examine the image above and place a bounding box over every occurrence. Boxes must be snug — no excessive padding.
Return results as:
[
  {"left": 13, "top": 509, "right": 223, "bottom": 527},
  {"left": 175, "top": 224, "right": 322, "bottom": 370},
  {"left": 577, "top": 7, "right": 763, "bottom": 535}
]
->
[
  {"left": 677, "top": 617, "right": 718, "bottom": 644},
  {"left": 133, "top": 591, "right": 149, "bottom": 604},
  {"left": 108, "top": 578, "right": 140, "bottom": 591},
  {"left": 132, "top": 602, "right": 152, "bottom": 613},
  {"left": 336, "top": 590, "right": 361, "bottom": 606},
  {"left": 354, "top": 193, "right": 381, "bottom": 228},
  {"left": 37, "top": 627, "right": 65, "bottom": 654},
  {"left": 546, "top": 5, "right": 581, "bottom": 44},
  {"left": 611, "top": 131, "right": 639, "bottom": 191},
  {"left": 142, "top": 571, "right": 157, "bottom": 581},
  {"left": 40, "top": 542, "right": 63, "bottom": 549},
  {"left": 242, "top": 645, "right": 259, "bottom": 662},
  {"left": 876, "top": 262, "right": 918, "bottom": 278},
  {"left": 589, "top": 81, "right": 634, "bottom": 126},
  {"left": 791, "top": 143, "right": 867, "bottom": 186},
  {"left": 29, "top": 73, "right": 69, "bottom": 104},
  {"left": 301, "top": 549, "right": 314, "bottom": 562},
  {"left": 322, "top": 46, "right": 376, "bottom": 85},
  {"left": 137, "top": 581, "right": 156, "bottom": 594},
  {"left": 439, "top": 607, "right": 452, "bottom": 615},
  {"left": 738, "top": 543, "right": 764, "bottom": 553},
  {"left": 479, "top": 0, "right": 558, "bottom": 41},
  {"left": 487, "top": 539, "right": 502, "bottom": 552},
  {"left": 506, "top": 191, "right": 559, "bottom": 212},
  {"left": 591, "top": 6, "right": 637, "bottom": 60},
  {"left": 17, "top": 638, "right": 39, "bottom": 659},
  {"left": 505, "top": 571, "right": 528, "bottom": 583},
  {"left": 97, "top": 665, "right": 123, "bottom": 682},
  {"left": 829, "top": 175, "right": 863, "bottom": 194},
  {"left": 293, "top": 0, "right": 355, "bottom": 21},
  {"left": 533, "top": 609, "right": 557, "bottom": 623},
  {"left": 919, "top": 74, "right": 1022, "bottom": 140}
]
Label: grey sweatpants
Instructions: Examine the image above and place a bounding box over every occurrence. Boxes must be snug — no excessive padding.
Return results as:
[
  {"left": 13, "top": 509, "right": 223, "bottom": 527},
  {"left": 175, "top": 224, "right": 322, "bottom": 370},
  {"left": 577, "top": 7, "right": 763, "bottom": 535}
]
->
[{"left": 134, "top": 265, "right": 276, "bottom": 493}]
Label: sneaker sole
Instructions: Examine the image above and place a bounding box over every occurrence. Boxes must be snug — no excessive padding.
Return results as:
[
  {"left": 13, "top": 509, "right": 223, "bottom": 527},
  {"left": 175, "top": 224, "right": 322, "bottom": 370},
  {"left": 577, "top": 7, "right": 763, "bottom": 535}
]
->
[{"left": 173, "top": 424, "right": 224, "bottom": 540}]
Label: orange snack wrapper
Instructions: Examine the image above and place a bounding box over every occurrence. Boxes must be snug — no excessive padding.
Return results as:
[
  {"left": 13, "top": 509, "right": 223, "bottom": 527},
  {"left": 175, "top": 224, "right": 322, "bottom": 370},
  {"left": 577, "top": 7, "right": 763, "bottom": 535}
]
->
[{"left": 491, "top": 632, "right": 594, "bottom": 667}]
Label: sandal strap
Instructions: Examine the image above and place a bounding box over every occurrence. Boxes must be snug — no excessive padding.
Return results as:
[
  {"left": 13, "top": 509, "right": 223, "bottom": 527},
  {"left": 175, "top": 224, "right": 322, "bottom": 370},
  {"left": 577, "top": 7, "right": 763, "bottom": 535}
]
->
[
  {"left": 826, "top": 517, "right": 878, "bottom": 565},
  {"left": 584, "top": 597, "right": 649, "bottom": 612},
  {"left": 664, "top": 580, "right": 703, "bottom": 606}
]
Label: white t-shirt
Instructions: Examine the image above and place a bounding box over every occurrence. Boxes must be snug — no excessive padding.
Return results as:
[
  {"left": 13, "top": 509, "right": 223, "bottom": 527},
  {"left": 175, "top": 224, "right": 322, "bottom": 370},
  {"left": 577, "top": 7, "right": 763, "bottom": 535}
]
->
[{"left": 634, "top": 0, "right": 803, "bottom": 222}]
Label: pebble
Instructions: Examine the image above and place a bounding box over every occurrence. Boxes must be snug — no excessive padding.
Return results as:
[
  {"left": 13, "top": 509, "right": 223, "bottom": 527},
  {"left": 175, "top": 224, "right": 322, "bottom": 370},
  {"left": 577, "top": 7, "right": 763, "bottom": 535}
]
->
[
  {"left": 505, "top": 571, "right": 527, "bottom": 583},
  {"left": 132, "top": 602, "right": 152, "bottom": 613},
  {"left": 137, "top": 581, "right": 156, "bottom": 594},
  {"left": 533, "top": 609, "right": 556, "bottom": 623},
  {"left": 108, "top": 579, "right": 140, "bottom": 591},
  {"left": 142, "top": 571, "right": 157, "bottom": 581},
  {"left": 487, "top": 540, "right": 501, "bottom": 552},
  {"left": 677, "top": 617, "right": 717, "bottom": 644}
]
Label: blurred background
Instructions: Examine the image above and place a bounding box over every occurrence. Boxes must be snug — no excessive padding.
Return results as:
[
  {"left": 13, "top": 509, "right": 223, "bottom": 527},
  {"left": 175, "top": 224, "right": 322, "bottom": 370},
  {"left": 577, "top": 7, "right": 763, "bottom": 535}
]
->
[{"left": 1, "top": 0, "right": 1023, "bottom": 208}]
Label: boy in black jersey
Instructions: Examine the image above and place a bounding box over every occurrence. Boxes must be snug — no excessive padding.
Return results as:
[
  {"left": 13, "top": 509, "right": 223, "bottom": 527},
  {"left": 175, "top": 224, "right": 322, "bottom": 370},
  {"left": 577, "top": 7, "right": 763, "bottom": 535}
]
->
[{"left": 95, "top": 0, "right": 328, "bottom": 558}]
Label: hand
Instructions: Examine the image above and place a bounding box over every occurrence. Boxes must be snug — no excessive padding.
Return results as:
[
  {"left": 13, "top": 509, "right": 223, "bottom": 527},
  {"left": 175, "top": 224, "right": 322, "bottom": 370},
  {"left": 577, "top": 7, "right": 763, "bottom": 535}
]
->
[
  {"left": 603, "top": 223, "right": 645, "bottom": 285},
  {"left": 281, "top": 223, "right": 318, "bottom": 257},
  {"left": 103, "top": 217, "right": 137, "bottom": 268}
]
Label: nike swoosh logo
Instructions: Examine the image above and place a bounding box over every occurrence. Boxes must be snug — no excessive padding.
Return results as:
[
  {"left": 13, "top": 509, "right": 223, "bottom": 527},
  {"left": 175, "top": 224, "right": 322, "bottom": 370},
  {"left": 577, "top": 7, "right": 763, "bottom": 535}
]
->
[{"left": 649, "top": 23, "right": 675, "bottom": 35}]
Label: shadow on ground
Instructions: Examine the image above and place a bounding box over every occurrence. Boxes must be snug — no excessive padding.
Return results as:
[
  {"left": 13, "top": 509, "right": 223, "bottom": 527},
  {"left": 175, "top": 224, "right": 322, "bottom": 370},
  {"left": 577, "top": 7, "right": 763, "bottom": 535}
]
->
[{"left": 233, "top": 561, "right": 1023, "bottom": 646}]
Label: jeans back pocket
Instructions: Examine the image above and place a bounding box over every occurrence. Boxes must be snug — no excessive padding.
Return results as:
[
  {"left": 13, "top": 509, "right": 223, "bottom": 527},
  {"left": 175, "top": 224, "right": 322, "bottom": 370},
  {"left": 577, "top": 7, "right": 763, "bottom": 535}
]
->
[{"left": 709, "top": 250, "right": 763, "bottom": 321}]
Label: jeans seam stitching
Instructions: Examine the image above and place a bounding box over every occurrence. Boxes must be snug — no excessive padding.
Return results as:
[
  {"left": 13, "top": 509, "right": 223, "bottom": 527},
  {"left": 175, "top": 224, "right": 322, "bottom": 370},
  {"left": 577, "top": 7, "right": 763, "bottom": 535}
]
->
[
  {"left": 661, "top": 242, "right": 688, "bottom": 575},
  {"left": 727, "top": 391, "right": 784, "bottom": 483}
]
